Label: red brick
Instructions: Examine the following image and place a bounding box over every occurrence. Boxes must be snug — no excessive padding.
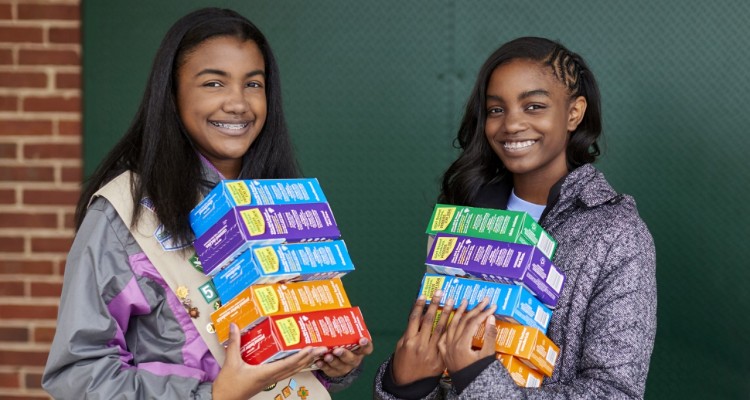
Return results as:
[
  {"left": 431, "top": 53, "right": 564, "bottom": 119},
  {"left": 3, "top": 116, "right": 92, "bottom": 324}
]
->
[
  {"left": 58, "top": 120, "right": 80, "bottom": 135},
  {"left": 30, "top": 236, "right": 73, "bottom": 253},
  {"left": 0, "top": 212, "right": 58, "bottom": 229},
  {"left": 23, "top": 188, "right": 80, "bottom": 206},
  {"left": 0, "top": 371, "right": 20, "bottom": 388},
  {"left": 0, "top": 49, "right": 13, "bottom": 65},
  {"left": 0, "top": 166, "right": 54, "bottom": 182},
  {"left": 49, "top": 26, "right": 80, "bottom": 44},
  {"left": 24, "top": 143, "right": 80, "bottom": 160},
  {"left": 32, "top": 326, "right": 56, "bottom": 343},
  {"left": 0, "top": 95, "right": 17, "bottom": 111},
  {"left": 18, "top": 4, "right": 79, "bottom": 20},
  {"left": 0, "top": 237, "right": 24, "bottom": 252},
  {"left": 0, "top": 143, "right": 16, "bottom": 158},
  {"left": 0, "top": 4, "right": 12, "bottom": 20},
  {"left": 0, "top": 260, "right": 55, "bottom": 275},
  {"left": 0, "top": 395, "right": 53, "bottom": 400},
  {"left": 0, "top": 27, "right": 44, "bottom": 43},
  {"left": 0, "top": 394, "right": 51, "bottom": 400},
  {"left": 0, "top": 305, "right": 58, "bottom": 320},
  {"left": 0, "top": 327, "right": 29, "bottom": 342},
  {"left": 23, "top": 96, "right": 80, "bottom": 113},
  {"left": 55, "top": 72, "right": 79, "bottom": 89},
  {"left": 0, "top": 395, "right": 52, "bottom": 400},
  {"left": 61, "top": 166, "right": 81, "bottom": 183},
  {"left": 0, "top": 72, "right": 47, "bottom": 88},
  {"left": 63, "top": 212, "right": 75, "bottom": 229},
  {"left": 30, "top": 282, "right": 62, "bottom": 298},
  {"left": 24, "top": 371, "right": 43, "bottom": 390},
  {"left": 0, "top": 189, "right": 15, "bottom": 204},
  {"left": 0, "top": 120, "right": 53, "bottom": 136},
  {"left": 19, "top": 49, "right": 79, "bottom": 66},
  {"left": 0, "top": 281, "right": 25, "bottom": 296},
  {"left": 0, "top": 349, "right": 51, "bottom": 367}
]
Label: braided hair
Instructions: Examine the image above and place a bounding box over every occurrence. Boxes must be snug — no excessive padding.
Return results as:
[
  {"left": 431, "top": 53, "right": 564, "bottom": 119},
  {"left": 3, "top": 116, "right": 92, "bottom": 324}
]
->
[{"left": 439, "top": 37, "right": 602, "bottom": 205}]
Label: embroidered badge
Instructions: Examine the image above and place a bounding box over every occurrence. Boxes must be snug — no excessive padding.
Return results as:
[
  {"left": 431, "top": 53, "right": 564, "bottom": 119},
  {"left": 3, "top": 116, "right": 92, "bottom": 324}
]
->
[
  {"left": 140, "top": 197, "right": 156, "bottom": 213},
  {"left": 154, "top": 224, "right": 191, "bottom": 251},
  {"left": 175, "top": 285, "right": 200, "bottom": 319},
  {"left": 189, "top": 253, "right": 204, "bottom": 273},
  {"left": 198, "top": 281, "right": 218, "bottom": 303}
]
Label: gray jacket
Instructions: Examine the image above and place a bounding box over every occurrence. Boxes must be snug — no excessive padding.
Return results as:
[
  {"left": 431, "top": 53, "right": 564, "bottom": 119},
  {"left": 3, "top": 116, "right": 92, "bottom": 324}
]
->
[{"left": 374, "top": 164, "right": 657, "bottom": 399}]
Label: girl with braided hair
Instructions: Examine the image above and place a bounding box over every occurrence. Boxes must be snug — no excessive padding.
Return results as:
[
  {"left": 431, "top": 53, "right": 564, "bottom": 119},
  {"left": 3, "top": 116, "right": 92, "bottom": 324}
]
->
[{"left": 374, "top": 37, "right": 656, "bottom": 399}]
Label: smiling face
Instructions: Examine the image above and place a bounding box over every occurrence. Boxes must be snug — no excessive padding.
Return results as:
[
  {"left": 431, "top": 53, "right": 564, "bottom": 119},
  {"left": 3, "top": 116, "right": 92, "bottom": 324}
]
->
[
  {"left": 176, "top": 35, "right": 267, "bottom": 179},
  {"left": 484, "top": 58, "right": 586, "bottom": 198}
]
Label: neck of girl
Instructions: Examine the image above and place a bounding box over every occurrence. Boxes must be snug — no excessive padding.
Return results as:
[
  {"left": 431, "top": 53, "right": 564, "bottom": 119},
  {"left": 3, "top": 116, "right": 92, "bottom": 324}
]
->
[{"left": 512, "top": 170, "right": 567, "bottom": 205}]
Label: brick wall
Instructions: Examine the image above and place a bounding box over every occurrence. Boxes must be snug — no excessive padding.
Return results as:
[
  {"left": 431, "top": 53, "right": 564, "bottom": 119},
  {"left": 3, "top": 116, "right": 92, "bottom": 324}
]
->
[{"left": 0, "top": 0, "right": 80, "bottom": 398}]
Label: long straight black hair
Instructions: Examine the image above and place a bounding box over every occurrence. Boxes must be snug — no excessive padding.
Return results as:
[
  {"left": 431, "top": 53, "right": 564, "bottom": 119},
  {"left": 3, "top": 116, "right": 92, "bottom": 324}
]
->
[
  {"left": 439, "top": 37, "right": 602, "bottom": 206},
  {"left": 76, "top": 7, "right": 300, "bottom": 246}
]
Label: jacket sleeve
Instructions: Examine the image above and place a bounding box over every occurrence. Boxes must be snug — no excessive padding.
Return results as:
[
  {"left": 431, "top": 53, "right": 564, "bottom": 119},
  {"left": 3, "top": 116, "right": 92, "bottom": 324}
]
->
[
  {"left": 457, "top": 225, "right": 658, "bottom": 399},
  {"left": 42, "top": 200, "right": 214, "bottom": 399},
  {"left": 315, "top": 365, "right": 362, "bottom": 393},
  {"left": 373, "top": 356, "right": 446, "bottom": 400}
]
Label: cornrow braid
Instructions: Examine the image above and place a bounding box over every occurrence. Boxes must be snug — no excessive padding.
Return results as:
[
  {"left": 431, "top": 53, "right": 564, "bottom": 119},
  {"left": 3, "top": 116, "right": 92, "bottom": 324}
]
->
[{"left": 545, "top": 46, "right": 584, "bottom": 95}]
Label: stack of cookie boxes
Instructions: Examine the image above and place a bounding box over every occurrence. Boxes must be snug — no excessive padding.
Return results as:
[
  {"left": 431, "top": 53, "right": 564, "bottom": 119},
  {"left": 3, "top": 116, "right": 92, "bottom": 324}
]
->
[
  {"left": 419, "top": 204, "right": 565, "bottom": 388},
  {"left": 190, "top": 179, "right": 371, "bottom": 366}
]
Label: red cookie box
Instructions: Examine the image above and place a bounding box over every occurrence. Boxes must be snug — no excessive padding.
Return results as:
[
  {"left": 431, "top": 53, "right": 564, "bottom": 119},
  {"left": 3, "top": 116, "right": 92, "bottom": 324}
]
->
[{"left": 239, "top": 306, "right": 370, "bottom": 365}]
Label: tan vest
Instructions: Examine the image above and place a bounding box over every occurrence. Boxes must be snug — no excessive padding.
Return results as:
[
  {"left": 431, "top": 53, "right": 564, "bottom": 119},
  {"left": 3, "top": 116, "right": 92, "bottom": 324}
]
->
[{"left": 94, "top": 172, "right": 330, "bottom": 400}]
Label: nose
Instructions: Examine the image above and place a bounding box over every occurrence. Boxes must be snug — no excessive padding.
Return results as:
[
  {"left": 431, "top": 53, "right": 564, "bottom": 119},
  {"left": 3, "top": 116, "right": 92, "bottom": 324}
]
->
[
  {"left": 502, "top": 110, "right": 527, "bottom": 135},
  {"left": 222, "top": 87, "right": 249, "bottom": 115}
]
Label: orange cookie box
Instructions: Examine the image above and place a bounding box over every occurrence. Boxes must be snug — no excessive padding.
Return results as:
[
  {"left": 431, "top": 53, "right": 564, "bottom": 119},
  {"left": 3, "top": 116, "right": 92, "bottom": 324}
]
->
[
  {"left": 211, "top": 278, "right": 350, "bottom": 345},
  {"left": 497, "top": 354, "right": 544, "bottom": 388},
  {"left": 239, "top": 306, "right": 371, "bottom": 365},
  {"left": 473, "top": 320, "right": 559, "bottom": 377}
]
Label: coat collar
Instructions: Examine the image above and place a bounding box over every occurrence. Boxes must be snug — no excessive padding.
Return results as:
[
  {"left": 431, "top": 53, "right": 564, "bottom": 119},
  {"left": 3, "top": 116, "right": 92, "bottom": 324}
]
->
[{"left": 473, "top": 164, "right": 619, "bottom": 223}]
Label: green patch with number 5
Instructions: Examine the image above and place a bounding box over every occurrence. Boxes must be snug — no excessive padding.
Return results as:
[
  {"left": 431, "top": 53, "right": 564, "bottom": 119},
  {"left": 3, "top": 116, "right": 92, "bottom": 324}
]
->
[{"left": 198, "top": 281, "right": 218, "bottom": 304}]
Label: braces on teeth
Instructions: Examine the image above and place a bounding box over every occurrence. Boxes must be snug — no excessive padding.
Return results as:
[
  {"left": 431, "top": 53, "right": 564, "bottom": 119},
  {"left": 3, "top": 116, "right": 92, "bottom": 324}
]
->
[{"left": 212, "top": 122, "right": 247, "bottom": 129}]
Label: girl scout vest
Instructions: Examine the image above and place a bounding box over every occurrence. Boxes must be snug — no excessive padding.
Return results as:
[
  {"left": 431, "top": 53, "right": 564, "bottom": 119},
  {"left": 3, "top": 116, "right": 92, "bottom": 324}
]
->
[{"left": 93, "top": 171, "right": 330, "bottom": 400}]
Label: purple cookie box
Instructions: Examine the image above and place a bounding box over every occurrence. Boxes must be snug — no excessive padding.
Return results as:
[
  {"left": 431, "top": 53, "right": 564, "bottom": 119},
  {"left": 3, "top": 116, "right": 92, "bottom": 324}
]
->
[
  {"left": 426, "top": 233, "right": 565, "bottom": 308},
  {"left": 194, "top": 203, "right": 341, "bottom": 276}
]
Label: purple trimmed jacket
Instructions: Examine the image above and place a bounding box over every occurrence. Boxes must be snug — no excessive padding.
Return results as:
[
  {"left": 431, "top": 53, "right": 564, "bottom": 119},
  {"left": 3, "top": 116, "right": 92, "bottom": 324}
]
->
[{"left": 42, "top": 166, "right": 358, "bottom": 399}]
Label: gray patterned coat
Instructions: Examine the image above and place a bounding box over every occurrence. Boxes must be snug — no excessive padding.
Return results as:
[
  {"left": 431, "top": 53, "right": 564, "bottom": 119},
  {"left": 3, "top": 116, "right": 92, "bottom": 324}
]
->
[{"left": 374, "top": 164, "right": 657, "bottom": 399}]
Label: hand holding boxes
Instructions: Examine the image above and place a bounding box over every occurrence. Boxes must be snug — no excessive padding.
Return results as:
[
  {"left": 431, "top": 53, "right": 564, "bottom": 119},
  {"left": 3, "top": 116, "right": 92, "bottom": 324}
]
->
[
  {"left": 191, "top": 178, "right": 370, "bottom": 366},
  {"left": 422, "top": 204, "right": 564, "bottom": 386}
]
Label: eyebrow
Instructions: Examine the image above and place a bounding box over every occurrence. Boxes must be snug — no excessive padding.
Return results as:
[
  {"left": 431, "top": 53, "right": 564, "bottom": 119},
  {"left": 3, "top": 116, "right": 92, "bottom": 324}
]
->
[
  {"left": 486, "top": 89, "right": 550, "bottom": 102},
  {"left": 195, "top": 69, "right": 266, "bottom": 79}
]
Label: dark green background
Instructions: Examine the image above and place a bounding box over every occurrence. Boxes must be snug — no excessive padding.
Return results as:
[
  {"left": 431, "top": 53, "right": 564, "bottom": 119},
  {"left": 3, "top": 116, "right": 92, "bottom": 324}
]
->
[{"left": 83, "top": 1, "right": 750, "bottom": 398}]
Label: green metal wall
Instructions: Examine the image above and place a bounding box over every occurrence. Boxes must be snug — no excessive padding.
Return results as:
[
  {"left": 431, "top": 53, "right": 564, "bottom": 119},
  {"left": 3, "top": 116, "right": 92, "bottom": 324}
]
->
[{"left": 83, "top": 1, "right": 750, "bottom": 398}]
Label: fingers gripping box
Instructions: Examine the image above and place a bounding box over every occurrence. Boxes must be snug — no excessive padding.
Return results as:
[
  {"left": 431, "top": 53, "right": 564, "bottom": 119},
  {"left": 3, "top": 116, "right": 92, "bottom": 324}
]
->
[
  {"left": 426, "top": 204, "right": 557, "bottom": 260},
  {"left": 473, "top": 321, "right": 559, "bottom": 377},
  {"left": 426, "top": 234, "right": 565, "bottom": 308},
  {"left": 497, "top": 354, "right": 543, "bottom": 388},
  {"left": 190, "top": 179, "right": 328, "bottom": 237},
  {"left": 240, "top": 306, "right": 371, "bottom": 365},
  {"left": 212, "top": 240, "right": 355, "bottom": 303},
  {"left": 194, "top": 203, "right": 341, "bottom": 276},
  {"left": 419, "top": 273, "right": 552, "bottom": 333},
  {"left": 211, "top": 278, "right": 351, "bottom": 345}
]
